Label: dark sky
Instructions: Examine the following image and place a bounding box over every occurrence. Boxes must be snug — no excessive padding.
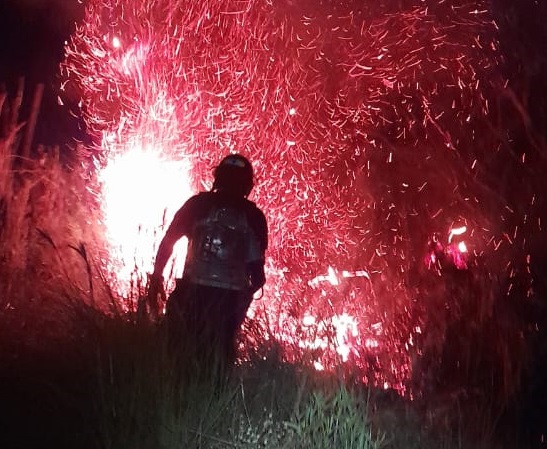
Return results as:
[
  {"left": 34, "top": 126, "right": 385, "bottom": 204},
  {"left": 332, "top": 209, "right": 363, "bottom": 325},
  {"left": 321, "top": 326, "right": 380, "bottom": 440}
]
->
[
  {"left": 0, "top": 0, "right": 83, "bottom": 81},
  {"left": 0, "top": 0, "right": 85, "bottom": 146}
]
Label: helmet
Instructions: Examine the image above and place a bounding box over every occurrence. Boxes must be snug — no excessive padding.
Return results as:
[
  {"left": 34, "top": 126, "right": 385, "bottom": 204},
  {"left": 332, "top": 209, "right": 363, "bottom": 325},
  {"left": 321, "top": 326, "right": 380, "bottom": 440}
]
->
[{"left": 212, "top": 154, "right": 254, "bottom": 197}]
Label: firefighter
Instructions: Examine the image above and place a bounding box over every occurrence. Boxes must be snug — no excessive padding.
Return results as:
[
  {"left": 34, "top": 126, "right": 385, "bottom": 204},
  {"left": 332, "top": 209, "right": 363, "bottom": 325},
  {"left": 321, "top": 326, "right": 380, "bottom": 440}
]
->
[{"left": 147, "top": 154, "right": 268, "bottom": 365}]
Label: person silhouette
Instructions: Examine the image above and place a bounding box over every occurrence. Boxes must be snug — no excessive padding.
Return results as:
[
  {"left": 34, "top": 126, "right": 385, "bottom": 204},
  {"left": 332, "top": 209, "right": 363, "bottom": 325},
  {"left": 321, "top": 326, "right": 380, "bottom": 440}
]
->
[{"left": 147, "top": 154, "right": 268, "bottom": 366}]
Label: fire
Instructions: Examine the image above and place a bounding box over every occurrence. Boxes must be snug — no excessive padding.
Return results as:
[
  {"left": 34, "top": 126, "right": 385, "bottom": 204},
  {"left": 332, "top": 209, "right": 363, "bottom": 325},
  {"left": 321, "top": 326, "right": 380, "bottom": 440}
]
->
[
  {"left": 448, "top": 225, "right": 467, "bottom": 244},
  {"left": 425, "top": 223, "right": 474, "bottom": 271},
  {"left": 98, "top": 147, "right": 193, "bottom": 292},
  {"left": 61, "top": 0, "right": 508, "bottom": 392},
  {"left": 332, "top": 313, "right": 359, "bottom": 362}
]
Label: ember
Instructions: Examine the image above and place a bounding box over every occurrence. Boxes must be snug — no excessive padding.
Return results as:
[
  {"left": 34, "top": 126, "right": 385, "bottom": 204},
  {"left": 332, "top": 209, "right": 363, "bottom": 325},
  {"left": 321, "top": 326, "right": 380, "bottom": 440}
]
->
[{"left": 62, "top": 0, "right": 514, "bottom": 393}]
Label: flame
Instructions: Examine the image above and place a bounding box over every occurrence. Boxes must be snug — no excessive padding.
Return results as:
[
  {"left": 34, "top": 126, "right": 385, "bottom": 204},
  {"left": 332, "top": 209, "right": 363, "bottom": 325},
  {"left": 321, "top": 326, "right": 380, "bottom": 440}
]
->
[
  {"left": 425, "top": 226, "right": 470, "bottom": 272},
  {"left": 332, "top": 313, "right": 359, "bottom": 362},
  {"left": 98, "top": 147, "right": 193, "bottom": 290},
  {"left": 448, "top": 225, "right": 467, "bottom": 244}
]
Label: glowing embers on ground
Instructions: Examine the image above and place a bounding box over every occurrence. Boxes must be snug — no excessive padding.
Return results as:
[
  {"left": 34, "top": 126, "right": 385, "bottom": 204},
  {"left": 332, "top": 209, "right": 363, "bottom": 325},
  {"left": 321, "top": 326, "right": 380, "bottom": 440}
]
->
[
  {"left": 426, "top": 225, "right": 470, "bottom": 273},
  {"left": 299, "top": 266, "right": 380, "bottom": 368},
  {"left": 299, "top": 311, "right": 380, "bottom": 367},
  {"left": 248, "top": 263, "right": 410, "bottom": 392},
  {"left": 98, "top": 147, "right": 193, "bottom": 293},
  {"left": 308, "top": 265, "right": 371, "bottom": 287}
]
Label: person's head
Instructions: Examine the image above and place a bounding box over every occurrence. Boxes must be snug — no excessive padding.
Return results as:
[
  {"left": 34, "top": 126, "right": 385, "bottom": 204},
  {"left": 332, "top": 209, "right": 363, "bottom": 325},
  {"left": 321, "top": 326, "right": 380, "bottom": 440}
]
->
[{"left": 212, "top": 153, "right": 254, "bottom": 197}]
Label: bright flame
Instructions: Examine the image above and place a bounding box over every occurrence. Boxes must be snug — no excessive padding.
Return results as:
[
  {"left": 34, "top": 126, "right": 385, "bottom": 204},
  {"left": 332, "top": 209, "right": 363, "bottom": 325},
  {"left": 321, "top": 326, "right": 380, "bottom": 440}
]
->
[
  {"left": 99, "top": 148, "right": 194, "bottom": 289},
  {"left": 448, "top": 225, "right": 467, "bottom": 243},
  {"left": 332, "top": 313, "right": 359, "bottom": 362}
]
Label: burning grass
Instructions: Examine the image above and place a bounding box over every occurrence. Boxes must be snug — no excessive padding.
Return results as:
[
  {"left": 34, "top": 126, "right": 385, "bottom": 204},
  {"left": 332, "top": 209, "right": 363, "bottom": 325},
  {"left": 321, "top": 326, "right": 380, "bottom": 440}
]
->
[
  {"left": 0, "top": 134, "right": 525, "bottom": 449},
  {"left": 54, "top": 0, "right": 547, "bottom": 404},
  {"left": 2, "top": 35, "right": 546, "bottom": 445}
]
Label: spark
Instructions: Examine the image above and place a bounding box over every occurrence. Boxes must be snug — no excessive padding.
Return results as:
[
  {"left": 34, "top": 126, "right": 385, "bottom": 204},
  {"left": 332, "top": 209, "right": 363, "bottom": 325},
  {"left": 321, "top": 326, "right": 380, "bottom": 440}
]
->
[
  {"left": 60, "top": 0, "right": 528, "bottom": 393},
  {"left": 448, "top": 225, "right": 467, "bottom": 243}
]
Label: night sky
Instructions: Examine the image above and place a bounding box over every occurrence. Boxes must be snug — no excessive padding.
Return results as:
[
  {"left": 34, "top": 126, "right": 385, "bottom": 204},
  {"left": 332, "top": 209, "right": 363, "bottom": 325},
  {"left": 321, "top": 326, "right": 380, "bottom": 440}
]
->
[{"left": 0, "top": 0, "right": 85, "bottom": 146}]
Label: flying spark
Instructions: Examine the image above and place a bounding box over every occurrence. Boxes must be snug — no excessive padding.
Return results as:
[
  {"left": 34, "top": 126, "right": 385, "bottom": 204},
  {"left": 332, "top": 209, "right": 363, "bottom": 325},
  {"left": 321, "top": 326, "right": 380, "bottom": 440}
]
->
[{"left": 61, "top": 0, "right": 531, "bottom": 393}]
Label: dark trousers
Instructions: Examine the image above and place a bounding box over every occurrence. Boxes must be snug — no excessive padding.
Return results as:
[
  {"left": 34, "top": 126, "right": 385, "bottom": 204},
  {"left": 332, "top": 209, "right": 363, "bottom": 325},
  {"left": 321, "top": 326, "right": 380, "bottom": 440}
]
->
[{"left": 164, "top": 279, "right": 252, "bottom": 370}]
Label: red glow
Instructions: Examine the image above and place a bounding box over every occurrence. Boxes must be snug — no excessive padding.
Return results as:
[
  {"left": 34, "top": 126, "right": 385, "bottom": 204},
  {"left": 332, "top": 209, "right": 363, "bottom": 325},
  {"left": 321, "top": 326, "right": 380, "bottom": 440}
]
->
[
  {"left": 448, "top": 226, "right": 468, "bottom": 243},
  {"left": 62, "top": 0, "right": 507, "bottom": 393}
]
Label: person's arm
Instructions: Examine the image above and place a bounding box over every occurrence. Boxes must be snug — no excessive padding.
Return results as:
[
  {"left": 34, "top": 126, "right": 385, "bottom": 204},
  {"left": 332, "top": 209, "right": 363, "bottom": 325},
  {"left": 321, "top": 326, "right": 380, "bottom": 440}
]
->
[
  {"left": 152, "top": 224, "right": 182, "bottom": 279},
  {"left": 152, "top": 201, "right": 193, "bottom": 277},
  {"left": 248, "top": 260, "right": 266, "bottom": 294},
  {"left": 147, "top": 197, "right": 196, "bottom": 316}
]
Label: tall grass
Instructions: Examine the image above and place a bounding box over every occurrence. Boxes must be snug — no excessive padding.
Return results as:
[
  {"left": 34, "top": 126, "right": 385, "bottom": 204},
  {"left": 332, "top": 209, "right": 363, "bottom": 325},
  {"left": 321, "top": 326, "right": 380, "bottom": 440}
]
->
[
  {"left": 10, "top": 304, "right": 385, "bottom": 449},
  {"left": 1, "top": 81, "right": 543, "bottom": 449},
  {"left": 0, "top": 84, "right": 110, "bottom": 311}
]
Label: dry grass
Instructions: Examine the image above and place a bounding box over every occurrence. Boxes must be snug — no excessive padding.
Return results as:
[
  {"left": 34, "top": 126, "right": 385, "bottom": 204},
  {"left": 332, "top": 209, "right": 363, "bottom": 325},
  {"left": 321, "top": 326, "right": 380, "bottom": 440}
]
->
[
  {"left": 1, "top": 79, "right": 544, "bottom": 448},
  {"left": 0, "top": 85, "right": 112, "bottom": 311}
]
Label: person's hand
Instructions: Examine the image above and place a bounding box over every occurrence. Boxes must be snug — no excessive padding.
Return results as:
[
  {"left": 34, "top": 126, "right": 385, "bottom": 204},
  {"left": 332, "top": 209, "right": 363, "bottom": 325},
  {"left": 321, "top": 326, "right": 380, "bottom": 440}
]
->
[{"left": 147, "top": 274, "right": 166, "bottom": 321}]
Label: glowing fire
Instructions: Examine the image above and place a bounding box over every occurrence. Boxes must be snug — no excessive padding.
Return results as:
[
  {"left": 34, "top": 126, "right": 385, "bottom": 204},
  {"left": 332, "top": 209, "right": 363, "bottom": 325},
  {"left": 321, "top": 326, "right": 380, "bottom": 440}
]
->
[
  {"left": 98, "top": 147, "right": 193, "bottom": 292},
  {"left": 61, "top": 0, "right": 509, "bottom": 392},
  {"left": 448, "top": 225, "right": 467, "bottom": 244}
]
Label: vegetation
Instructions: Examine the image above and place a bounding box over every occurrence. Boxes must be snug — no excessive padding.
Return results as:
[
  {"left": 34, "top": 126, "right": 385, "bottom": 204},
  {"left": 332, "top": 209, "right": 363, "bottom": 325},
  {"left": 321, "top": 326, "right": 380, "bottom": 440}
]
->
[{"left": 1, "top": 81, "right": 545, "bottom": 449}]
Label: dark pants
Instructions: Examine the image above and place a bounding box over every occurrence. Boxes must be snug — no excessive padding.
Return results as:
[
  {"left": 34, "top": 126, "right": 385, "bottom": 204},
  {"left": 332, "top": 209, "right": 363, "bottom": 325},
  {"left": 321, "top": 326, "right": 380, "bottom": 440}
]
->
[{"left": 165, "top": 279, "right": 252, "bottom": 369}]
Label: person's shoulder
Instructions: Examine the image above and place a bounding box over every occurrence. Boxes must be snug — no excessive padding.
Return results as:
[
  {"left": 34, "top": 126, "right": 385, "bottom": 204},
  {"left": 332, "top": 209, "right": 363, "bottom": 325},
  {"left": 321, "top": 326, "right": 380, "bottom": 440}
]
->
[
  {"left": 177, "top": 192, "right": 212, "bottom": 213},
  {"left": 195, "top": 191, "right": 214, "bottom": 199},
  {"left": 186, "top": 191, "right": 213, "bottom": 204},
  {"left": 243, "top": 198, "right": 264, "bottom": 213},
  {"left": 244, "top": 199, "right": 267, "bottom": 223}
]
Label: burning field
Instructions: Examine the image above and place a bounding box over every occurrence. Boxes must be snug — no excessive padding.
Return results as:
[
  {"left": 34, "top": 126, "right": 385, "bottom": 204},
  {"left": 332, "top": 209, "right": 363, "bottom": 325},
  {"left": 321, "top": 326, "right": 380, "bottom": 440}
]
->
[
  {"left": 53, "top": 0, "right": 544, "bottom": 397},
  {"left": 2, "top": 4, "right": 546, "bottom": 445}
]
